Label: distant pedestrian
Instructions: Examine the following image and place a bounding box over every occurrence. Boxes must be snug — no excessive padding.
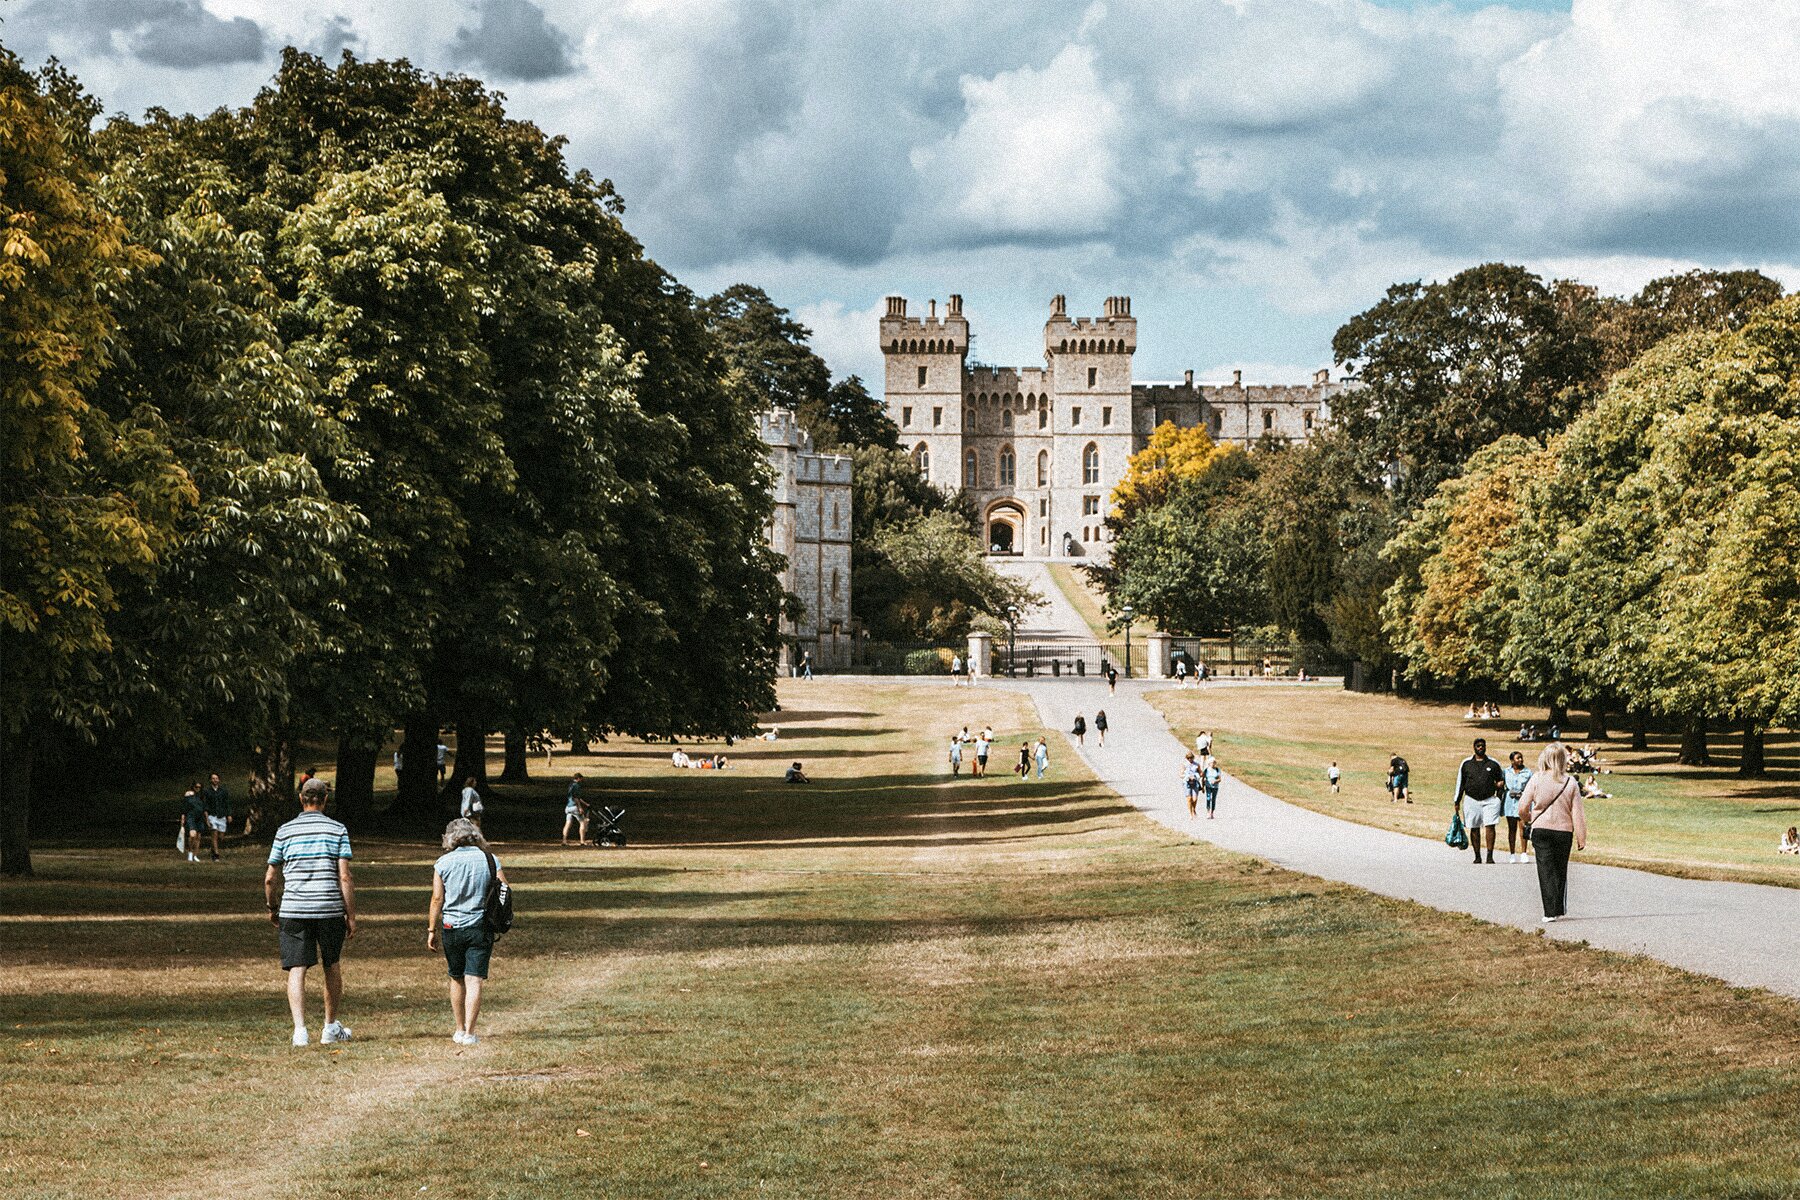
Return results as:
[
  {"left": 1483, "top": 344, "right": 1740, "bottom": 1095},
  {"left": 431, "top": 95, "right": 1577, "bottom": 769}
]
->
[
  {"left": 561, "top": 774, "right": 588, "bottom": 845},
  {"left": 1454, "top": 738, "right": 1506, "bottom": 865},
  {"left": 180, "top": 781, "right": 205, "bottom": 863},
  {"left": 1194, "top": 730, "right": 1213, "bottom": 757},
  {"left": 1094, "top": 710, "right": 1108, "bottom": 747},
  {"left": 951, "top": 653, "right": 965, "bottom": 686},
  {"left": 1327, "top": 762, "right": 1341, "bottom": 794},
  {"left": 1016, "top": 743, "right": 1031, "bottom": 778},
  {"left": 266, "top": 778, "right": 355, "bottom": 1047},
  {"left": 1201, "top": 755, "right": 1223, "bottom": 818},
  {"left": 428, "top": 817, "right": 508, "bottom": 1045},
  {"left": 1174, "top": 659, "right": 1189, "bottom": 687},
  {"left": 1388, "top": 754, "right": 1411, "bottom": 803},
  {"left": 1520, "top": 743, "right": 1586, "bottom": 922},
  {"left": 202, "top": 773, "right": 231, "bottom": 860},
  {"left": 393, "top": 748, "right": 404, "bottom": 778},
  {"left": 436, "top": 740, "right": 449, "bottom": 783},
  {"left": 1503, "top": 751, "right": 1534, "bottom": 862},
  {"left": 1183, "top": 752, "right": 1202, "bottom": 819},
  {"left": 801, "top": 649, "right": 814, "bottom": 681},
  {"left": 1106, "top": 665, "right": 1118, "bottom": 694},
  {"left": 460, "top": 777, "right": 483, "bottom": 823},
  {"left": 948, "top": 735, "right": 964, "bottom": 776},
  {"left": 1034, "top": 737, "right": 1050, "bottom": 779},
  {"left": 975, "top": 731, "right": 991, "bottom": 777},
  {"left": 1071, "top": 714, "right": 1087, "bottom": 746}
]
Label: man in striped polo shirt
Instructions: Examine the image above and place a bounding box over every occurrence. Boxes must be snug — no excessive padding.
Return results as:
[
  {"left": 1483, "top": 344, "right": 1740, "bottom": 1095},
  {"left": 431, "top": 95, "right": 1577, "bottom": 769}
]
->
[{"left": 264, "top": 777, "right": 357, "bottom": 1047}]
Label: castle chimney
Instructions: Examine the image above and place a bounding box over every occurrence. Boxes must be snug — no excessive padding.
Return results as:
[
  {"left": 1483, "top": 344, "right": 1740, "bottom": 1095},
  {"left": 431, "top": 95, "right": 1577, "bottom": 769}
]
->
[
  {"left": 1314, "top": 368, "right": 1329, "bottom": 385},
  {"left": 1232, "top": 369, "right": 1243, "bottom": 387},
  {"left": 949, "top": 294, "right": 963, "bottom": 316},
  {"left": 1051, "top": 294, "right": 1067, "bottom": 317},
  {"left": 886, "top": 296, "right": 906, "bottom": 318},
  {"left": 929, "top": 299, "right": 937, "bottom": 319},
  {"left": 1184, "top": 369, "right": 1194, "bottom": 388}
]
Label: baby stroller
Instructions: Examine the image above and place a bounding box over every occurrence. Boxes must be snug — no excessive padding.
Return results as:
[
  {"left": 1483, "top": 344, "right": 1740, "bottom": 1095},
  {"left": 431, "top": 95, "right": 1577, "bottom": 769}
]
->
[{"left": 587, "top": 805, "right": 627, "bottom": 847}]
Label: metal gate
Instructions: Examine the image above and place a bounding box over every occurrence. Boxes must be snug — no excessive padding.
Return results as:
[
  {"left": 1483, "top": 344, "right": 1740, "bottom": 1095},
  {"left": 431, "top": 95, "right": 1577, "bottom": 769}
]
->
[{"left": 1005, "top": 642, "right": 1109, "bottom": 678}]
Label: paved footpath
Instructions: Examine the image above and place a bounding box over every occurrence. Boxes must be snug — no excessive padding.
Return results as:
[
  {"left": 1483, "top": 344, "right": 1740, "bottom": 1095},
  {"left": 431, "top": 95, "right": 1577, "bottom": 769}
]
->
[{"left": 1004, "top": 677, "right": 1800, "bottom": 1000}]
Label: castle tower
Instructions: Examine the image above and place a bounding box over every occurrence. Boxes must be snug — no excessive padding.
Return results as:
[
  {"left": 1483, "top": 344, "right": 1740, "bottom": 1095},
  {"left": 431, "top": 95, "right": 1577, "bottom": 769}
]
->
[
  {"left": 880, "top": 295, "right": 968, "bottom": 492},
  {"left": 1043, "top": 295, "right": 1135, "bottom": 560}
]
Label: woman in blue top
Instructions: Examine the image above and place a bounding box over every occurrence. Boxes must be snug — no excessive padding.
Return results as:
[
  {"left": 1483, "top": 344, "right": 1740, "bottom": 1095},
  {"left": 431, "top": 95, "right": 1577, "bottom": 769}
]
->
[
  {"left": 427, "top": 818, "right": 509, "bottom": 1045},
  {"left": 1503, "top": 750, "right": 1534, "bottom": 863}
]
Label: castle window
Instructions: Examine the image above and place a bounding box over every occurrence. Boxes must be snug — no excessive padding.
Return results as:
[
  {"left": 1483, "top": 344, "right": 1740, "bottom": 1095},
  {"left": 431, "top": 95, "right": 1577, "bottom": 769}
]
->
[
  {"left": 933, "top": 407, "right": 942, "bottom": 428},
  {"left": 1002, "top": 408, "right": 1013, "bottom": 429},
  {"left": 891, "top": 340, "right": 899, "bottom": 353},
  {"left": 1087, "top": 367, "right": 1097, "bottom": 387},
  {"left": 1037, "top": 450, "right": 1049, "bottom": 487},
  {"left": 1210, "top": 412, "right": 1221, "bottom": 435},
  {"left": 1102, "top": 406, "right": 1112, "bottom": 427},
  {"left": 999, "top": 446, "right": 1015, "bottom": 485},
  {"left": 1038, "top": 406, "right": 1049, "bottom": 429},
  {"left": 1082, "top": 443, "right": 1100, "bottom": 484},
  {"left": 1071, "top": 406, "right": 1082, "bottom": 426},
  {"left": 830, "top": 569, "right": 840, "bottom": 599},
  {"left": 918, "top": 366, "right": 928, "bottom": 387},
  {"left": 832, "top": 502, "right": 841, "bottom": 530},
  {"left": 913, "top": 443, "right": 930, "bottom": 481},
  {"left": 1039, "top": 497, "right": 1048, "bottom": 516},
  {"left": 1083, "top": 496, "right": 1100, "bottom": 516},
  {"left": 902, "top": 406, "right": 912, "bottom": 427},
  {"left": 965, "top": 406, "right": 975, "bottom": 429},
  {"left": 1262, "top": 409, "right": 1273, "bottom": 432},
  {"left": 963, "top": 449, "right": 978, "bottom": 488},
  {"left": 1041, "top": 526, "right": 1048, "bottom": 545},
  {"left": 1304, "top": 410, "right": 1315, "bottom": 432}
]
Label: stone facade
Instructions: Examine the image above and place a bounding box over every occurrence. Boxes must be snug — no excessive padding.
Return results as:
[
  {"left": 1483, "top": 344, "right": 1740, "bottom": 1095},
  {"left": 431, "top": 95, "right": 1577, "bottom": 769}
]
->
[
  {"left": 760, "top": 408, "right": 853, "bottom": 670},
  {"left": 881, "top": 293, "right": 1350, "bottom": 561}
]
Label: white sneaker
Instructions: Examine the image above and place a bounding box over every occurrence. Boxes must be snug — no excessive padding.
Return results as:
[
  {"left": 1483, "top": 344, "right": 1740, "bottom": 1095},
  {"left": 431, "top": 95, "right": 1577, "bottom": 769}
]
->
[
  {"left": 321, "top": 1021, "right": 352, "bottom": 1044},
  {"left": 292, "top": 1026, "right": 309, "bottom": 1046},
  {"left": 460, "top": 1032, "right": 479, "bottom": 1046},
  {"left": 187, "top": 852, "right": 199, "bottom": 862},
  {"left": 452, "top": 1031, "right": 471, "bottom": 1045},
  {"left": 1542, "top": 916, "right": 1559, "bottom": 924}
]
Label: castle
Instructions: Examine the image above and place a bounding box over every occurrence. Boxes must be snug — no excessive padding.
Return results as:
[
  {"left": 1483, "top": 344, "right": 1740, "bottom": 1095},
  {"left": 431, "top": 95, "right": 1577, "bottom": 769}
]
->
[
  {"left": 880, "top": 294, "right": 1350, "bottom": 561},
  {"left": 759, "top": 408, "right": 853, "bottom": 670}
]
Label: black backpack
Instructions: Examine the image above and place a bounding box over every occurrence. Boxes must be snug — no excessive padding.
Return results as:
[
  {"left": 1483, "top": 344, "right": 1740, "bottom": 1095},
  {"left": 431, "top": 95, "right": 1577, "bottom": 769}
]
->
[{"left": 481, "top": 850, "right": 513, "bottom": 936}]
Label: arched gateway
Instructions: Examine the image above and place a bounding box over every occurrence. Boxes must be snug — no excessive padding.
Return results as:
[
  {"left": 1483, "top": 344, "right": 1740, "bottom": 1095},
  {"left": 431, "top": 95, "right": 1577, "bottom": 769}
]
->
[{"left": 986, "top": 499, "right": 1024, "bottom": 556}]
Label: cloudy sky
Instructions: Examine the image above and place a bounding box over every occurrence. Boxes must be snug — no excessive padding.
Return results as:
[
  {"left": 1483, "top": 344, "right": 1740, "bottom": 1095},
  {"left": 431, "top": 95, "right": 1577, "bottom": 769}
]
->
[{"left": 7, "top": 0, "right": 1799, "bottom": 383}]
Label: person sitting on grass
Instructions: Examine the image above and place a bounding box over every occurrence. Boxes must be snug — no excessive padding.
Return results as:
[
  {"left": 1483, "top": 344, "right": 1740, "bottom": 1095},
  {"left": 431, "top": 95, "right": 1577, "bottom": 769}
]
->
[
  {"left": 671, "top": 748, "right": 690, "bottom": 769},
  {"left": 1581, "top": 774, "right": 1611, "bottom": 800},
  {"left": 785, "top": 762, "right": 811, "bottom": 784},
  {"left": 1779, "top": 827, "right": 1800, "bottom": 856}
]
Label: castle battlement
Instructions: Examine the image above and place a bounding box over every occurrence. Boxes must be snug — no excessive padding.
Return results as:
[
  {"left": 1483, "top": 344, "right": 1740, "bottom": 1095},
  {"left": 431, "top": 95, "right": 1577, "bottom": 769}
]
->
[{"left": 880, "top": 294, "right": 969, "bottom": 353}]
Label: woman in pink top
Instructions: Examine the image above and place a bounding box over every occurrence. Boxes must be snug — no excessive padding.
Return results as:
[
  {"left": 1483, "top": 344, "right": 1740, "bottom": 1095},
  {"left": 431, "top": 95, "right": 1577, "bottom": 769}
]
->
[{"left": 1519, "top": 743, "right": 1587, "bottom": 922}]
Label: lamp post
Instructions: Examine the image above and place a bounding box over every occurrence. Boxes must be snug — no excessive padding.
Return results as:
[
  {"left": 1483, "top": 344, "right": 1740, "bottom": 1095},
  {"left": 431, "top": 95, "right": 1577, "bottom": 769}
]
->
[
  {"left": 1006, "top": 604, "right": 1019, "bottom": 677},
  {"left": 1122, "top": 604, "right": 1135, "bottom": 680}
]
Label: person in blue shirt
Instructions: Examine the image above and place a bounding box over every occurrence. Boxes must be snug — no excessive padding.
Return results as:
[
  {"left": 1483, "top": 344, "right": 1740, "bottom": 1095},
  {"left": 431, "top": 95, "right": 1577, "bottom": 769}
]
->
[
  {"left": 427, "top": 818, "right": 509, "bottom": 1046},
  {"left": 1504, "top": 750, "right": 1535, "bottom": 863},
  {"left": 561, "top": 774, "right": 588, "bottom": 846}
]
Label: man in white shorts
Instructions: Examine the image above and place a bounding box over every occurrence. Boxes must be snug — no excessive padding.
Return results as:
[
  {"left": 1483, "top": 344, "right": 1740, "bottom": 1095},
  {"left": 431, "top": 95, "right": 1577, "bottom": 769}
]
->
[{"left": 1454, "top": 737, "right": 1507, "bottom": 865}]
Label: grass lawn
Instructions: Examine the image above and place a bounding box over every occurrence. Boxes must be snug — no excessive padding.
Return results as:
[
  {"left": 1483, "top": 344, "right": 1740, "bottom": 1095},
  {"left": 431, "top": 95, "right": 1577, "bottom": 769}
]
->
[
  {"left": 1150, "top": 684, "right": 1800, "bottom": 890},
  {"left": 3, "top": 680, "right": 1798, "bottom": 1198}
]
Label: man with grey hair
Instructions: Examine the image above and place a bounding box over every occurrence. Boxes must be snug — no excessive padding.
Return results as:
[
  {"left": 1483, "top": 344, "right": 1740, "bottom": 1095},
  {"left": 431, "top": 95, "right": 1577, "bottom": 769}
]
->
[{"left": 265, "top": 777, "right": 356, "bottom": 1046}]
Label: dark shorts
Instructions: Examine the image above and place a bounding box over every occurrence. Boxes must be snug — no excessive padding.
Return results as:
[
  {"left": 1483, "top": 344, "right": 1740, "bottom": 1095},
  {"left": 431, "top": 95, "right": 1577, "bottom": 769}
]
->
[
  {"left": 442, "top": 924, "right": 494, "bottom": 980},
  {"left": 183, "top": 814, "right": 204, "bottom": 833},
  {"left": 279, "top": 916, "right": 347, "bottom": 970},
  {"left": 1392, "top": 772, "right": 1409, "bottom": 791}
]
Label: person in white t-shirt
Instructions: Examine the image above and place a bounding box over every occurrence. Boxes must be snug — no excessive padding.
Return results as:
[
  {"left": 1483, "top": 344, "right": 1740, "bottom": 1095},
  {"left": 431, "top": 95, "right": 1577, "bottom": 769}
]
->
[{"left": 460, "top": 778, "right": 483, "bottom": 824}]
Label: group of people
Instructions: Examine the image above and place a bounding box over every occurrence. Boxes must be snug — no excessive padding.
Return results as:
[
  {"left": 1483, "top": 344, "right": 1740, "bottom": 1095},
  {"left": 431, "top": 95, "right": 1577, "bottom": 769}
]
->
[
  {"left": 1171, "top": 658, "right": 1209, "bottom": 687},
  {"left": 1452, "top": 737, "right": 1588, "bottom": 922},
  {"left": 1517, "top": 722, "right": 1561, "bottom": 742},
  {"left": 669, "top": 748, "right": 732, "bottom": 770},
  {"left": 177, "top": 774, "right": 234, "bottom": 862},
  {"left": 1068, "top": 710, "right": 1109, "bottom": 747},
  {"left": 1183, "top": 729, "right": 1224, "bottom": 818},
  {"left": 265, "top": 778, "right": 507, "bottom": 1048},
  {"left": 1463, "top": 701, "right": 1504, "bottom": 720},
  {"left": 946, "top": 725, "right": 1054, "bottom": 779}
]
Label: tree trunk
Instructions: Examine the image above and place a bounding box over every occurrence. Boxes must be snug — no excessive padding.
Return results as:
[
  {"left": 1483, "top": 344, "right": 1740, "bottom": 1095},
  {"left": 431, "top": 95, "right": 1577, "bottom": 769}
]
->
[
  {"left": 1630, "top": 710, "right": 1649, "bottom": 752},
  {"left": 1677, "top": 715, "right": 1711, "bottom": 766},
  {"left": 569, "top": 735, "right": 590, "bottom": 756},
  {"left": 1586, "top": 703, "right": 1610, "bottom": 742},
  {"left": 247, "top": 732, "right": 295, "bottom": 837},
  {"left": 1, "top": 725, "right": 35, "bottom": 876},
  {"left": 391, "top": 711, "right": 441, "bottom": 829},
  {"left": 501, "top": 729, "right": 529, "bottom": 782},
  {"left": 455, "top": 715, "right": 489, "bottom": 788},
  {"left": 1739, "top": 722, "right": 1766, "bottom": 778},
  {"left": 334, "top": 737, "right": 380, "bottom": 827},
  {"left": 1548, "top": 703, "right": 1569, "bottom": 730}
]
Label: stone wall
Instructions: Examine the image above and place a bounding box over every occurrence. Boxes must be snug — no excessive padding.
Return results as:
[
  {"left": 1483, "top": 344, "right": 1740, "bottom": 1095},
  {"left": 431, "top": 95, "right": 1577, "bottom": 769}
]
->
[{"left": 760, "top": 409, "right": 854, "bottom": 669}]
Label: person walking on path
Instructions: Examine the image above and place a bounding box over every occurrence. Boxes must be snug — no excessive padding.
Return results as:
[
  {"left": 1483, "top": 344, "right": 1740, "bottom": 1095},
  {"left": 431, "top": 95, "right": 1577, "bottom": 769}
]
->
[
  {"left": 427, "top": 818, "right": 509, "bottom": 1045},
  {"left": 1327, "top": 762, "right": 1341, "bottom": 794},
  {"left": 1183, "top": 753, "right": 1203, "bottom": 819},
  {"left": 200, "top": 773, "right": 231, "bottom": 861},
  {"left": 265, "top": 778, "right": 355, "bottom": 1047},
  {"left": 1071, "top": 714, "right": 1087, "bottom": 746},
  {"left": 1454, "top": 737, "right": 1507, "bottom": 864},
  {"left": 800, "top": 649, "right": 814, "bottom": 680},
  {"left": 1094, "top": 710, "right": 1108, "bottom": 747},
  {"left": 1503, "top": 750, "right": 1534, "bottom": 863},
  {"left": 948, "top": 735, "right": 964, "bottom": 777},
  {"left": 1106, "top": 665, "right": 1118, "bottom": 694},
  {"left": 974, "top": 730, "right": 991, "bottom": 777},
  {"left": 437, "top": 740, "right": 450, "bottom": 784},
  {"left": 180, "top": 782, "right": 206, "bottom": 863},
  {"left": 1015, "top": 742, "right": 1031, "bottom": 778},
  {"left": 1034, "top": 737, "right": 1050, "bottom": 779},
  {"left": 1520, "top": 743, "right": 1586, "bottom": 922},
  {"left": 1194, "top": 730, "right": 1212, "bottom": 758},
  {"left": 951, "top": 653, "right": 965, "bottom": 686},
  {"left": 460, "top": 777, "right": 484, "bottom": 824},
  {"left": 1174, "top": 658, "right": 1189, "bottom": 687},
  {"left": 1388, "top": 754, "right": 1411, "bottom": 803},
  {"left": 561, "top": 774, "right": 588, "bottom": 845},
  {"left": 1201, "top": 755, "right": 1223, "bottom": 818}
]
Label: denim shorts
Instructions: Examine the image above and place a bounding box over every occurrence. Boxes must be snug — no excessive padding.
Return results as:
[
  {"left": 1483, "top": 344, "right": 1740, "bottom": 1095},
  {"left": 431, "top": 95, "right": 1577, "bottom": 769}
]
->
[
  {"left": 279, "top": 917, "right": 347, "bottom": 970},
  {"left": 442, "top": 924, "right": 494, "bottom": 980}
]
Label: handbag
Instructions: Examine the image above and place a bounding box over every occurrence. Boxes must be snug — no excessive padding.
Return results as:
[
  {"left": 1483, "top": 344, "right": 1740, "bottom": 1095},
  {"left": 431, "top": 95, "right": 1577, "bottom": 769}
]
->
[{"left": 1445, "top": 809, "right": 1469, "bottom": 850}]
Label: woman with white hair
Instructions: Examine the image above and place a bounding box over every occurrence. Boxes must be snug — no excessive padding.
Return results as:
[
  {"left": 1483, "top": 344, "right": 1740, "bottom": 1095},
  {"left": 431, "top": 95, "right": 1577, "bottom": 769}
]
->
[
  {"left": 1518, "top": 743, "right": 1587, "bottom": 923},
  {"left": 427, "top": 818, "right": 509, "bottom": 1044}
]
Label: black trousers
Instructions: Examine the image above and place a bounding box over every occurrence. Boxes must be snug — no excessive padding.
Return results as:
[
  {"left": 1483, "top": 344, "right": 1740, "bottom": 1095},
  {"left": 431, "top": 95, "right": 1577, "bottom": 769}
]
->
[{"left": 1531, "top": 828, "right": 1574, "bottom": 917}]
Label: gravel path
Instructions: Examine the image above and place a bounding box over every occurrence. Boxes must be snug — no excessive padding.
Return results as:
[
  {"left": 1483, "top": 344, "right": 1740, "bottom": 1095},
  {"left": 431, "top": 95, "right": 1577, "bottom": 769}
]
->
[{"left": 1008, "top": 677, "right": 1800, "bottom": 1000}]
